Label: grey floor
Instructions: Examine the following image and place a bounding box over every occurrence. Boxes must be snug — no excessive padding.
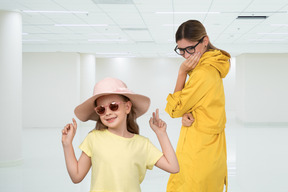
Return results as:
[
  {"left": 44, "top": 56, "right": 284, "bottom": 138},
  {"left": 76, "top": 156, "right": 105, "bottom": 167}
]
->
[{"left": 1, "top": 113, "right": 288, "bottom": 192}]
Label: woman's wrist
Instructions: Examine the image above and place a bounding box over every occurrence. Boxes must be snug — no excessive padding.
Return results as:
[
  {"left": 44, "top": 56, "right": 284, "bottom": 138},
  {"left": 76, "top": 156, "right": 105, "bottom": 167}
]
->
[{"left": 178, "top": 68, "right": 188, "bottom": 76}]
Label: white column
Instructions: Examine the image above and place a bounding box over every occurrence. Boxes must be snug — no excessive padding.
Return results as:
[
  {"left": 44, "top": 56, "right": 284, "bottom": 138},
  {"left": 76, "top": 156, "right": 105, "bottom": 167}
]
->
[
  {"left": 78, "top": 54, "right": 96, "bottom": 130},
  {"left": 80, "top": 54, "right": 96, "bottom": 103},
  {"left": 0, "top": 11, "right": 22, "bottom": 166},
  {"left": 78, "top": 54, "right": 96, "bottom": 191}
]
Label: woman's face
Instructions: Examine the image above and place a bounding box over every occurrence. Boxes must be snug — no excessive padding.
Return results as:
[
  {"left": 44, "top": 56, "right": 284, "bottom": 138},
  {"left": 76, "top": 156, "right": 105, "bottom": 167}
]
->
[{"left": 176, "top": 37, "right": 208, "bottom": 59}]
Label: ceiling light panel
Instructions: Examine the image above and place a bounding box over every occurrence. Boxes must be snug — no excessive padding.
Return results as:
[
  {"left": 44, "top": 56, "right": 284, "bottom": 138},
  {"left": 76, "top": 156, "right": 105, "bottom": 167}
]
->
[
  {"left": 19, "top": 2, "right": 64, "bottom": 11},
  {"left": 237, "top": 16, "right": 268, "bottom": 19},
  {"left": 22, "top": 10, "right": 89, "bottom": 14}
]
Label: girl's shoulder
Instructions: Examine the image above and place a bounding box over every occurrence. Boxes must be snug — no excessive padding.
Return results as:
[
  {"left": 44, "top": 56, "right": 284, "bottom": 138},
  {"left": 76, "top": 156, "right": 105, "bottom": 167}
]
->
[
  {"left": 133, "top": 134, "right": 147, "bottom": 140},
  {"left": 133, "top": 134, "right": 153, "bottom": 145},
  {"left": 87, "top": 129, "right": 107, "bottom": 138}
]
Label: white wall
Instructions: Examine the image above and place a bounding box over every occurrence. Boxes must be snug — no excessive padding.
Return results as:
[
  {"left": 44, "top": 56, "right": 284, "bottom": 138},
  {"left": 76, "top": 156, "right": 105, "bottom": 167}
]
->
[
  {"left": 22, "top": 52, "right": 80, "bottom": 128},
  {"left": 96, "top": 57, "right": 182, "bottom": 114},
  {"left": 224, "top": 57, "right": 236, "bottom": 115},
  {"left": 22, "top": 54, "right": 236, "bottom": 129},
  {"left": 236, "top": 53, "right": 288, "bottom": 124}
]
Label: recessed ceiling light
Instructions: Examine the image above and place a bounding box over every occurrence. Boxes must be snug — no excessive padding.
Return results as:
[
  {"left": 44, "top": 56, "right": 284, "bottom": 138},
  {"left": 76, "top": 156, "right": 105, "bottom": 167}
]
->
[
  {"left": 55, "top": 24, "right": 108, "bottom": 27},
  {"left": 237, "top": 16, "right": 268, "bottom": 19},
  {"left": 22, "top": 10, "right": 89, "bottom": 14},
  {"left": 121, "top": 28, "right": 148, "bottom": 31},
  {"left": 88, "top": 39, "right": 127, "bottom": 42},
  {"left": 258, "top": 32, "right": 288, "bottom": 35},
  {"left": 22, "top": 39, "right": 48, "bottom": 42},
  {"left": 155, "top": 11, "right": 220, "bottom": 14},
  {"left": 249, "top": 39, "right": 285, "bottom": 42},
  {"left": 95, "top": 52, "right": 131, "bottom": 55},
  {"left": 162, "top": 24, "right": 179, "bottom": 27}
]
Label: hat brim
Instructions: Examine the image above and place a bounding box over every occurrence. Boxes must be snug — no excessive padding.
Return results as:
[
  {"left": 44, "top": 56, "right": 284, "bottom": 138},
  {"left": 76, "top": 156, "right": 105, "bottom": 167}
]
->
[{"left": 74, "top": 92, "right": 150, "bottom": 122}]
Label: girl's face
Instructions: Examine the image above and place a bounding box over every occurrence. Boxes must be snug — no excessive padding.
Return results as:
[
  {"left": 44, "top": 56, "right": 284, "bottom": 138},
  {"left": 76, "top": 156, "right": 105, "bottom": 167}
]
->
[
  {"left": 176, "top": 36, "right": 208, "bottom": 59},
  {"left": 95, "top": 94, "right": 131, "bottom": 130}
]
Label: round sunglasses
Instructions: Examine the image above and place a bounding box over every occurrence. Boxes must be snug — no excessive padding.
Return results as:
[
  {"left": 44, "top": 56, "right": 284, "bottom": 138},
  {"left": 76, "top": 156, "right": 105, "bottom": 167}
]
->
[{"left": 94, "top": 101, "right": 126, "bottom": 116}]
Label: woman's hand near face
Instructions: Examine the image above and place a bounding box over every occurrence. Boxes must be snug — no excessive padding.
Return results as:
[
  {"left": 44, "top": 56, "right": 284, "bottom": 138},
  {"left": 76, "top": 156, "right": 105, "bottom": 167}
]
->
[
  {"left": 179, "top": 52, "right": 201, "bottom": 74},
  {"left": 174, "top": 52, "right": 202, "bottom": 93}
]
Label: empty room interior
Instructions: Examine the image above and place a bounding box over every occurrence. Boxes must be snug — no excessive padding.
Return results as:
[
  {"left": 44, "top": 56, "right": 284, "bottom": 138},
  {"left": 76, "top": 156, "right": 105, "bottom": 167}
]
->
[{"left": 0, "top": 0, "right": 288, "bottom": 192}]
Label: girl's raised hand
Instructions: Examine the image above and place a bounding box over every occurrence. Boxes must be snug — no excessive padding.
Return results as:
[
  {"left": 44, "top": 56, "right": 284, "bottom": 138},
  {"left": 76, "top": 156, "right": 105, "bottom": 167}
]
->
[
  {"left": 149, "top": 109, "right": 167, "bottom": 134},
  {"left": 62, "top": 118, "right": 77, "bottom": 146}
]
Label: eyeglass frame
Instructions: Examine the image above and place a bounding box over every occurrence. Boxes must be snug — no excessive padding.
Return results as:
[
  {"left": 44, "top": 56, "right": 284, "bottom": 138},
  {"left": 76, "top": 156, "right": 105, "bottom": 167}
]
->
[{"left": 174, "top": 37, "right": 205, "bottom": 56}]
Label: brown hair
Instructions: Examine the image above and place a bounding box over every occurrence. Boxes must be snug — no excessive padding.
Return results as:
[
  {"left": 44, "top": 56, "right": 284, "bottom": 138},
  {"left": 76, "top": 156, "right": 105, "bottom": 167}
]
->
[
  {"left": 176, "top": 20, "right": 229, "bottom": 56},
  {"left": 94, "top": 95, "right": 139, "bottom": 134}
]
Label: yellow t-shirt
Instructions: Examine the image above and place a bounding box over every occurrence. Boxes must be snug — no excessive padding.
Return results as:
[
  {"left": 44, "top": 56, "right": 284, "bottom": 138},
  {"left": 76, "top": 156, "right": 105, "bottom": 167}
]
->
[{"left": 79, "top": 129, "right": 163, "bottom": 192}]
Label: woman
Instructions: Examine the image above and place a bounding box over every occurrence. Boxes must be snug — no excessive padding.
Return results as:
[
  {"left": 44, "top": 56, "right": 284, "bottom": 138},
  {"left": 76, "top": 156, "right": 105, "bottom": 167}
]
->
[{"left": 165, "top": 20, "right": 230, "bottom": 192}]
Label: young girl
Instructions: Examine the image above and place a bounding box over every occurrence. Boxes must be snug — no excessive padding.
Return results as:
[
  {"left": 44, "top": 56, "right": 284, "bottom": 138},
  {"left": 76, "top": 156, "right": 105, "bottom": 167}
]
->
[{"left": 62, "top": 77, "right": 179, "bottom": 192}]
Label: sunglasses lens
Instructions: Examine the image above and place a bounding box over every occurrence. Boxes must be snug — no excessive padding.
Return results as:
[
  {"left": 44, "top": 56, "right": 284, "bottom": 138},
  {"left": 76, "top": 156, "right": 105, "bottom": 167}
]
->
[
  {"left": 109, "top": 102, "right": 119, "bottom": 111},
  {"left": 96, "top": 106, "right": 105, "bottom": 115}
]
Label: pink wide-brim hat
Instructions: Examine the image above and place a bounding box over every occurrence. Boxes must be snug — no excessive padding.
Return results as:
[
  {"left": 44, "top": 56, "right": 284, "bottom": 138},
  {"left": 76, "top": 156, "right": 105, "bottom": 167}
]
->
[{"left": 74, "top": 77, "right": 151, "bottom": 122}]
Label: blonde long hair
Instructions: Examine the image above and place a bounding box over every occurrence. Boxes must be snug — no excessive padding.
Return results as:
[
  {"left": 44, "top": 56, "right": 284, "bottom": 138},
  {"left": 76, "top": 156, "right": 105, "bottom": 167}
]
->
[{"left": 94, "top": 95, "right": 139, "bottom": 134}]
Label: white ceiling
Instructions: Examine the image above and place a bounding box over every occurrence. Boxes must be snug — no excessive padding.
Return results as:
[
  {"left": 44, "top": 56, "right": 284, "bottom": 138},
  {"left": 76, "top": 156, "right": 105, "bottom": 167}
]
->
[{"left": 0, "top": 0, "right": 288, "bottom": 57}]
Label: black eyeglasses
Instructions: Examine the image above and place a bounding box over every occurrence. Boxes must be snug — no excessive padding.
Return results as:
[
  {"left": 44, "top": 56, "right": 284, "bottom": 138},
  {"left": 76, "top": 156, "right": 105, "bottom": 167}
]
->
[
  {"left": 94, "top": 101, "right": 126, "bottom": 116},
  {"left": 174, "top": 37, "right": 204, "bottom": 56}
]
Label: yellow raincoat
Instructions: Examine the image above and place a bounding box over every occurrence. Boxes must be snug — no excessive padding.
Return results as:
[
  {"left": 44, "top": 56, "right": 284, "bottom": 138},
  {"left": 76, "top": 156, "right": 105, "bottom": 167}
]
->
[{"left": 166, "top": 50, "right": 230, "bottom": 192}]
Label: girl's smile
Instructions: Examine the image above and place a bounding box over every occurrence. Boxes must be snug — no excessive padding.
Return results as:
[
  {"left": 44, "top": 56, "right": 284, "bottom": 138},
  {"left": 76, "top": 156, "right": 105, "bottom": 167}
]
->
[{"left": 105, "top": 116, "right": 117, "bottom": 123}]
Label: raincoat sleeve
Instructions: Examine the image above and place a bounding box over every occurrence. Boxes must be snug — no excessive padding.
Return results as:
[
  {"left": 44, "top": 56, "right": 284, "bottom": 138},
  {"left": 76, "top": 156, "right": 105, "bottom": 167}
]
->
[{"left": 165, "top": 68, "right": 214, "bottom": 118}]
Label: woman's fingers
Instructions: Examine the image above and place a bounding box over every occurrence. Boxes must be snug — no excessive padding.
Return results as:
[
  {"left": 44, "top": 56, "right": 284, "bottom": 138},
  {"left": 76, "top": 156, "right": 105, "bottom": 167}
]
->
[
  {"left": 186, "top": 113, "right": 194, "bottom": 120},
  {"left": 188, "top": 52, "right": 200, "bottom": 65}
]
